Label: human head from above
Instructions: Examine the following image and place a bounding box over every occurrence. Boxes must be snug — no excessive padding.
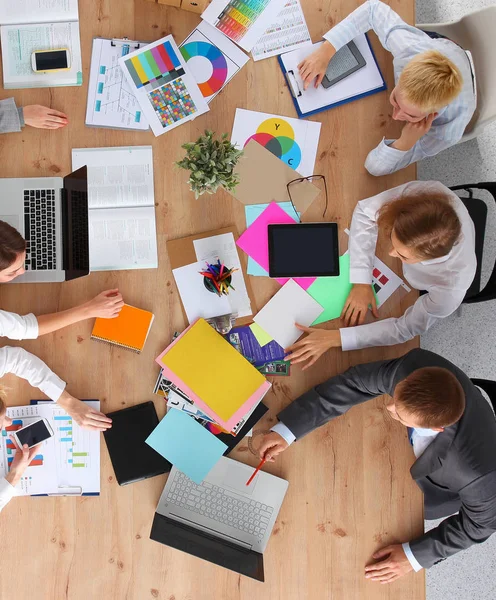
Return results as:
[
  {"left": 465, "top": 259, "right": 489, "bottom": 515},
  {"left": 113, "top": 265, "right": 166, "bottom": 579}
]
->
[
  {"left": 0, "top": 219, "right": 26, "bottom": 283},
  {"left": 387, "top": 366, "right": 466, "bottom": 432},
  {"left": 390, "top": 50, "right": 463, "bottom": 122},
  {"left": 376, "top": 189, "right": 462, "bottom": 265}
]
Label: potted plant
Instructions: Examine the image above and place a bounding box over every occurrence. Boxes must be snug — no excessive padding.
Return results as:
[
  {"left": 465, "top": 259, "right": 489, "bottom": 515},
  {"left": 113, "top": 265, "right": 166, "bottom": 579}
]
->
[{"left": 176, "top": 130, "right": 243, "bottom": 199}]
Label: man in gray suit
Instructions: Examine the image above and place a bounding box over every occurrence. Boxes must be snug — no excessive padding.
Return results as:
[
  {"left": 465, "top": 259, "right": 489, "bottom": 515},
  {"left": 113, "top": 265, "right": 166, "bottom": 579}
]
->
[
  {"left": 0, "top": 97, "right": 67, "bottom": 132},
  {"left": 259, "top": 348, "right": 496, "bottom": 584}
]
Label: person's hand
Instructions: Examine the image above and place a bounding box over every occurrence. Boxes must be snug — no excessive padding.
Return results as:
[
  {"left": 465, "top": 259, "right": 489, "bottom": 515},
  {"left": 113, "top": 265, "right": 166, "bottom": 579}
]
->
[
  {"left": 285, "top": 325, "right": 341, "bottom": 370},
  {"left": 5, "top": 440, "right": 43, "bottom": 487},
  {"left": 57, "top": 391, "right": 112, "bottom": 431},
  {"left": 341, "top": 284, "right": 379, "bottom": 327},
  {"left": 365, "top": 544, "right": 414, "bottom": 584},
  {"left": 0, "top": 400, "right": 12, "bottom": 432},
  {"left": 258, "top": 432, "right": 289, "bottom": 462},
  {"left": 81, "top": 289, "right": 124, "bottom": 319},
  {"left": 23, "top": 105, "right": 68, "bottom": 129},
  {"left": 298, "top": 41, "right": 336, "bottom": 90},
  {"left": 392, "top": 113, "right": 437, "bottom": 151}
]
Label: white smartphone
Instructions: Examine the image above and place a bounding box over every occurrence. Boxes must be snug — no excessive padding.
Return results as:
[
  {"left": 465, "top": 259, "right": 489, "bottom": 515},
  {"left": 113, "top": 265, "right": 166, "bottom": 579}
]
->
[
  {"left": 12, "top": 418, "right": 54, "bottom": 448},
  {"left": 31, "top": 48, "right": 71, "bottom": 72}
]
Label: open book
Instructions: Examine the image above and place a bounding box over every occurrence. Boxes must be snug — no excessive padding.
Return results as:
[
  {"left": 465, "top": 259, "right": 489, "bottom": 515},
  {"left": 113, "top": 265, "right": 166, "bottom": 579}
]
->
[
  {"left": 72, "top": 146, "right": 158, "bottom": 272},
  {"left": 0, "top": 0, "right": 82, "bottom": 89}
]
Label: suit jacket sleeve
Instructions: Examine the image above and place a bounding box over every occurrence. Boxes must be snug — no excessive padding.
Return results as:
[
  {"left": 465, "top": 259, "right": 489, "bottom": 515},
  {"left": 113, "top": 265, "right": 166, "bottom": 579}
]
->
[
  {"left": 409, "top": 471, "right": 496, "bottom": 568},
  {"left": 0, "top": 98, "right": 24, "bottom": 133},
  {"left": 277, "top": 358, "right": 398, "bottom": 439}
]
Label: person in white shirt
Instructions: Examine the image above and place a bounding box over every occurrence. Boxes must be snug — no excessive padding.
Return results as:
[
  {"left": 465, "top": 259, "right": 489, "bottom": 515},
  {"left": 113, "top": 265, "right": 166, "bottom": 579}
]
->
[
  {"left": 297, "top": 0, "right": 475, "bottom": 175},
  {"left": 286, "top": 181, "right": 476, "bottom": 368}
]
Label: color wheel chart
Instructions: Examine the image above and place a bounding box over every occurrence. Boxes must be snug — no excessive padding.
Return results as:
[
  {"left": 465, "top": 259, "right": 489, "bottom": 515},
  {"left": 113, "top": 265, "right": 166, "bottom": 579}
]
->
[
  {"left": 180, "top": 41, "right": 228, "bottom": 98},
  {"left": 122, "top": 40, "right": 198, "bottom": 128},
  {"left": 244, "top": 117, "right": 302, "bottom": 169}
]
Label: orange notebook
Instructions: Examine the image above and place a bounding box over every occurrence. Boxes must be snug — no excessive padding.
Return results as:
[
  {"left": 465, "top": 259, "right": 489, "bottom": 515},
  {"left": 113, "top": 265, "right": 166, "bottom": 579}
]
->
[{"left": 91, "top": 304, "right": 154, "bottom": 354}]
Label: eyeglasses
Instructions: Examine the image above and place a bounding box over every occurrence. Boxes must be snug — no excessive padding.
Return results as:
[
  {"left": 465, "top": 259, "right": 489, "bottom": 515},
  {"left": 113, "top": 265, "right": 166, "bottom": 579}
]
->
[{"left": 287, "top": 175, "right": 328, "bottom": 220}]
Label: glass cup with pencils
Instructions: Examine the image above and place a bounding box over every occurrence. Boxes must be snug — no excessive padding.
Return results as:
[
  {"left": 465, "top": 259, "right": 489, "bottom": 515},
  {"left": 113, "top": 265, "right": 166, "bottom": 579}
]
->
[{"left": 200, "top": 259, "right": 238, "bottom": 296}]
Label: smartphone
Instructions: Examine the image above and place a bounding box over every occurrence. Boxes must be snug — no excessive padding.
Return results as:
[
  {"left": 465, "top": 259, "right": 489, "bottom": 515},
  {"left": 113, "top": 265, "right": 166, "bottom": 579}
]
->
[
  {"left": 12, "top": 418, "right": 54, "bottom": 448},
  {"left": 31, "top": 48, "right": 71, "bottom": 72}
]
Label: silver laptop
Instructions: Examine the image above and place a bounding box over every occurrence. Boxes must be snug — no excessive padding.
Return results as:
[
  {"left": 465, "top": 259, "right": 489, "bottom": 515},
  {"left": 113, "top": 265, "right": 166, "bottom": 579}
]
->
[
  {"left": 150, "top": 456, "right": 288, "bottom": 581},
  {"left": 0, "top": 167, "right": 89, "bottom": 283}
]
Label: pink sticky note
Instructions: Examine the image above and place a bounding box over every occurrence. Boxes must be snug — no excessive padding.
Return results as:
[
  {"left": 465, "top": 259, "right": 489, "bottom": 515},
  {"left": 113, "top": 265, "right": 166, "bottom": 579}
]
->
[{"left": 236, "top": 201, "right": 316, "bottom": 290}]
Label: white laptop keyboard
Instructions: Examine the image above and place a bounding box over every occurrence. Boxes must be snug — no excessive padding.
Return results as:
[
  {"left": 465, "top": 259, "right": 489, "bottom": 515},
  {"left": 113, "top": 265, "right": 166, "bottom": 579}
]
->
[{"left": 166, "top": 471, "right": 274, "bottom": 542}]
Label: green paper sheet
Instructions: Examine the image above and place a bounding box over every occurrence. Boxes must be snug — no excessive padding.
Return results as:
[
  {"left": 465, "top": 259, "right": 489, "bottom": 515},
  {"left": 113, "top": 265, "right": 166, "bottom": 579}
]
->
[
  {"left": 307, "top": 254, "right": 353, "bottom": 325},
  {"left": 249, "top": 322, "right": 273, "bottom": 347}
]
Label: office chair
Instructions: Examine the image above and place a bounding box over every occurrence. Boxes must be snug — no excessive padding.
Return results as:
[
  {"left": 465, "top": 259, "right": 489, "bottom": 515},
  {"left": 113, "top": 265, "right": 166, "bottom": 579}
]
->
[
  {"left": 417, "top": 5, "right": 496, "bottom": 142},
  {"left": 471, "top": 379, "right": 496, "bottom": 415},
  {"left": 449, "top": 183, "right": 496, "bottom": 304}
]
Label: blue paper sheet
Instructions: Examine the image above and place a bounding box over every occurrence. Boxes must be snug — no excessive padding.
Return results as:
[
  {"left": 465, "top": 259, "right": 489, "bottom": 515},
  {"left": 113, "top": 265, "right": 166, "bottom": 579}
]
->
[
  {"left": 145, "top": 409, "right": 227, "bottom": 484},
  {"left": 244, "top": 203, "right": 300, "bottom": 276}
]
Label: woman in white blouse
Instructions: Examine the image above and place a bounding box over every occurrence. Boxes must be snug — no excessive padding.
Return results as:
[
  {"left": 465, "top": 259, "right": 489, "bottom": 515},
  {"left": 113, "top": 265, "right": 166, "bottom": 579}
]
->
[
  {"left": 0, "top": 218, "right": 123, "bottom": 431},
  {"left": 286, "top": 181, "right": 477, "bottom": 369}
]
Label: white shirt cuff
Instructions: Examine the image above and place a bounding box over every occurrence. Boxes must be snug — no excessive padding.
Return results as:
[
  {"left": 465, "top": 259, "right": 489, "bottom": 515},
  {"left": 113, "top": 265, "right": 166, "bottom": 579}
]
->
[
  {"left": 0, "top": 477, "right": 18, "bottom": 512},
  {"left": 23, "top": 314, "right": 39, "bottom": 339},
  {"left": 402, "top": 542, "right": 423, "bottom": 572},
  {"left": 349, "top": 268, "right": 372, "bottom": 284},
  {"left": 339, "top": 327, "right": 358, "bottom": 351},
  {"left": 42, "top": 376, "right": 67, "bottom": 402},
  {"left": 271, "top": 422, "right": 296, "bottom": 446},
  {"left": 323, "top": 27, "right": 349, "bottom": 51}
]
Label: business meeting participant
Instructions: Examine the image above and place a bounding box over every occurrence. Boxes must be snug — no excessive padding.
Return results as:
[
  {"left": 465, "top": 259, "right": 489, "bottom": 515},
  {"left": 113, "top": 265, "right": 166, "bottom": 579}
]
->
[
  {"left": 0, "top": 97, "right": 68, "bottom": 132},
  {"left": 0, "top": 218, "right": 123, "bottom": 341},
  {"left": 298, "top": 0, "right": 475, "bottom": 175},
  {"left": 286, "top": 181, "right": 476, "bottom": 368},
  {"left": 258, "top": 349, "right": 496, "bottom": 583}
]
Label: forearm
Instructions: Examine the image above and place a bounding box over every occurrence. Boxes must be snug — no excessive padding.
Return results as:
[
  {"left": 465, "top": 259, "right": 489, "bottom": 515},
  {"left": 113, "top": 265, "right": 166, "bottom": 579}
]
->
[
  {"left": 0, "top": 98, "right": 23, "bottom": 133},
  {"left": 37, "top": 304, "right": 91, "bottom": 336}
]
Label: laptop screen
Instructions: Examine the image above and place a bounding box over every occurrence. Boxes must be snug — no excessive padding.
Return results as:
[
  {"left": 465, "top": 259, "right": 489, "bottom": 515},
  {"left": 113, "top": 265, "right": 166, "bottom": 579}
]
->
[{"left": 62, "top": 166, "right": 89, "bottom": 280}]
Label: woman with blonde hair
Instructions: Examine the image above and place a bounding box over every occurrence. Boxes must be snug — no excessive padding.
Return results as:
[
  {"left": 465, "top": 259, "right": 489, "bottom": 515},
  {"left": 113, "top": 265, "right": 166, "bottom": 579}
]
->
[{"left": 286, "top": 181, "right": 477, "bottom": 369}]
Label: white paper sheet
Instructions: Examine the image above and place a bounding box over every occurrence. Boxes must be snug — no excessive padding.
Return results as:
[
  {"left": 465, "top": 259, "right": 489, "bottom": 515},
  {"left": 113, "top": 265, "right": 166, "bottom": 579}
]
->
[
  {"left": 280, "top": 35, "right": 385, "bottom": 116},
  {"left": 193, "top": 233, "right": 252, "bottom": 317},
  {"left": 118, "top": 34, "right": 209, "bottom": 137},
  {"left": 251, "top": 0, "right": 311, "bottom": 62},
  {"left": 231, "top": 108, "right": 321, "bottom": 177},
  {"left": 201, "top": 0, "right": 286, "bottom": 52},
  {"left": 1, "top": 20, "right": 82, "bottom": 88},
  {"left": 86, "top": 38, "right": 150, "bottom": 130},
  {"left": 0, "top": 402, "right": 100, "bottom": 495},
  {"left": 0, "top": 0, "right": 79, "bottom": 25},
  {"left": 72, "top": 146, "right": 158, "bottom": 271},
  {"left": 254, "top": 279, "right": 323, "bottom": 348},
  {"left": 180, "top": 21, "right": 249, "bottom": 103}
]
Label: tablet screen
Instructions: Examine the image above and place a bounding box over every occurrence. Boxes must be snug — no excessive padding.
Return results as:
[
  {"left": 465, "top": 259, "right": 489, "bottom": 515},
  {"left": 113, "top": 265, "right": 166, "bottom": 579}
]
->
[{"left": 268, "top": 223, "right": 339, "bottom": 278}]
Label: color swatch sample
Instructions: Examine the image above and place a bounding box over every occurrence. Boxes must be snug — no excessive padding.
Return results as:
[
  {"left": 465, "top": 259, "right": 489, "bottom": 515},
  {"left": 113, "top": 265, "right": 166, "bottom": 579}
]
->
[
  {"left": 148, "top": 80, "right": 197, "bottom": 127},
  {"left": 180, "top": 41, "right": 227, "bottom": 96},
  {"left": 119, "top": 35, "right": 209, "bottom": 136},
  {"left": 145, "top": 408, "right": 227, "bottom": 484}
]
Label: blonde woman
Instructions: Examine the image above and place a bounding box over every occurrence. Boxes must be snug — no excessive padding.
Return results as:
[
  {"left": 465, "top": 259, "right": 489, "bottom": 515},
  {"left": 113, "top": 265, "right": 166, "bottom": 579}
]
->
[{"left": 298, "top": 0, "right": 475, "bottom": 175}]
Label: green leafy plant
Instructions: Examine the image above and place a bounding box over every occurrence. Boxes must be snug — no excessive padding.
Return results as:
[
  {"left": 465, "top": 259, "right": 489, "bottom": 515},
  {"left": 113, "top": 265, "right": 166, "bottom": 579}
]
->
[{"left": 176, "top": 130, "right": 243, "bottom": 199}]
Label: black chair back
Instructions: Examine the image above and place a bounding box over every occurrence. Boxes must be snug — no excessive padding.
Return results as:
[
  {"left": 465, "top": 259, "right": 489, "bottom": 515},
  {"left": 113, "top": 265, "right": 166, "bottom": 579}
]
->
[{"left": 471, "top": 378, "right": 496, "bottom": 414}]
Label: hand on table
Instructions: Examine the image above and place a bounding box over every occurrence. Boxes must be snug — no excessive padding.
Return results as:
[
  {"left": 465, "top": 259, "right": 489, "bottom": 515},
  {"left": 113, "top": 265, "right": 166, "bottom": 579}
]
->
[
  {"left": 391, "top": 113, "right": 437, "bottom": 151},
  {"left": 258, "top": 432, "right": 288, "bottom": 462},
  {"left": 0, "top": 401, "right": 12, "bottom": 432},
  {"left": 23, "top": 105, "right": 68, "bottom": 129},
  {"left": 285, "top": 325, "right": 341, "bottom": 370},
  {"left": 365, "top": 543, "right": 414, "bottom": 584},
  {"left": 298, "top": 41, "right": 335, "bottom": 89},
  {"left": 341, "top": 284, "right": 379, "bottom": 327},
  {"left": 82, "top": 289, "right": 124, "bottom": 319},
  {"left": 5, "top": 440, "right": 43, "bottom": 487},
  {"left": 57, "top": 392, "right": 112, "bottom": 431}
]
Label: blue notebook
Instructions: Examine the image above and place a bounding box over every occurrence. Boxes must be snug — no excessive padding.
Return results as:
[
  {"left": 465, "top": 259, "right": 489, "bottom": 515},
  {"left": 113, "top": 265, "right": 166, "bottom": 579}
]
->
[{"left": 278, "top": 33, "right": 386, "bottom": 119}]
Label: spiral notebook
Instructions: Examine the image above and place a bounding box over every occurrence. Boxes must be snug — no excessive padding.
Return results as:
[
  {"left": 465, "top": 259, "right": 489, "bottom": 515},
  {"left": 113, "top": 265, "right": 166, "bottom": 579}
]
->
[{"left": 91, "top": 304, "right": 154, "bottom": 353}]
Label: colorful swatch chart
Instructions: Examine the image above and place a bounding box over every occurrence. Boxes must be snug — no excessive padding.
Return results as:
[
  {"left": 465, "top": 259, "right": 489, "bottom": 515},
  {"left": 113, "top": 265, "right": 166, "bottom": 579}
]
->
[
  {"left": 371, "top": 256, "right": 407, "bottom": 307},
  {"left": 202, "top": 0, "right": 287, "bottom": 52},
  {"left": 180, "top": 21, "right": 249, "bottom": 103},
  {"left": 119, "top": 35, "right": 209, "bottom": 137}
]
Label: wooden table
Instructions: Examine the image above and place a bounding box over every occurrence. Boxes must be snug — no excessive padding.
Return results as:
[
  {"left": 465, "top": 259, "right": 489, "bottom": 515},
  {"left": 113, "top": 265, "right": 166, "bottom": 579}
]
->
[{"left": 0, "top": 1, "right": 425, "bottom": 598}]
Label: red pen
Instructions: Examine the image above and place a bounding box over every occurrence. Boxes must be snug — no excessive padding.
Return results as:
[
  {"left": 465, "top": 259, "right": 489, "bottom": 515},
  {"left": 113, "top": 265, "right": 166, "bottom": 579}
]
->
[{"left": 246, "top": 457, "right": 266, "bottom": 486}]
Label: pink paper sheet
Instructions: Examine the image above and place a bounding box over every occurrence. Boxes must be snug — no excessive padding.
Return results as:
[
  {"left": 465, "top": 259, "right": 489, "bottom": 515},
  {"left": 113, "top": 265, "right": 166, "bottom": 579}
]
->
[
  {"left": 155, "top": 320, "right": 272, "bottom": 432},
  {"left": 236, "top": 201, "right": 316, "bottom": 290}
]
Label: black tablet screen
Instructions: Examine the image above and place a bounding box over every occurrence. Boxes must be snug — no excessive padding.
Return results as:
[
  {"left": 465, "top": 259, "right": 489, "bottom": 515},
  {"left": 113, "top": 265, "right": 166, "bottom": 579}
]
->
[{"left": 268, "top": 223, "right": 339, "bottom": 278}]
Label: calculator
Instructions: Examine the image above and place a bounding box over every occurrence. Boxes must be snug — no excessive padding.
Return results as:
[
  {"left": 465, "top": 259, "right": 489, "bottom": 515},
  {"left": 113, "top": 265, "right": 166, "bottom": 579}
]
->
[{"left": 322, "top": 40, "right": 366, "bottom": 89}]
